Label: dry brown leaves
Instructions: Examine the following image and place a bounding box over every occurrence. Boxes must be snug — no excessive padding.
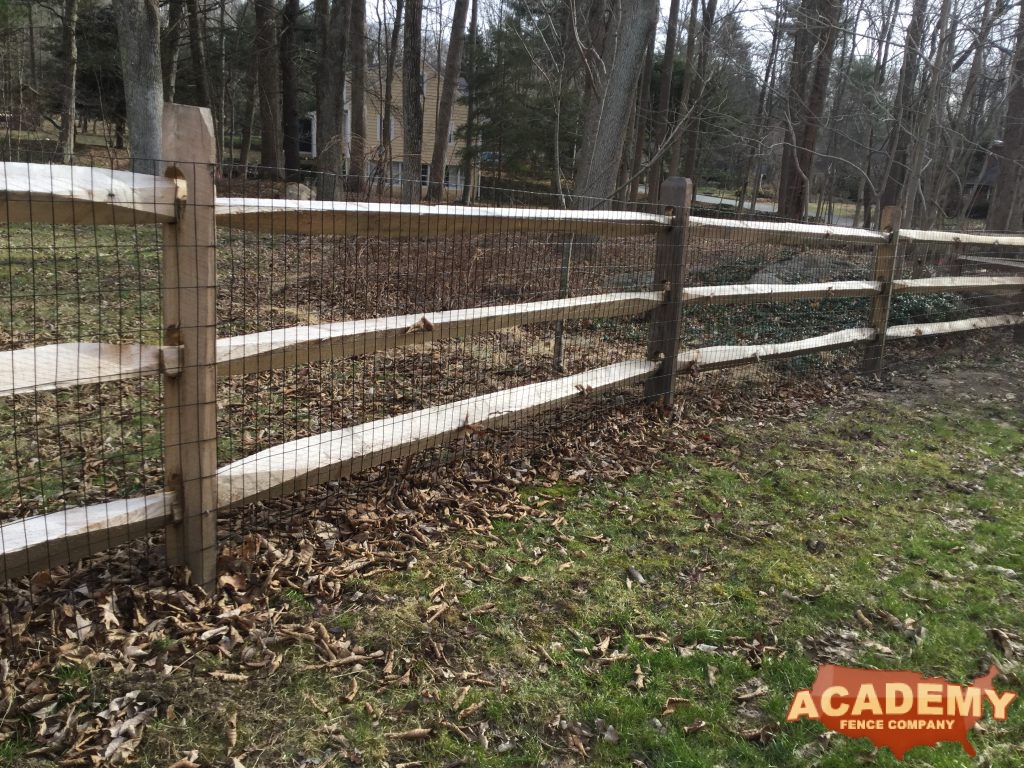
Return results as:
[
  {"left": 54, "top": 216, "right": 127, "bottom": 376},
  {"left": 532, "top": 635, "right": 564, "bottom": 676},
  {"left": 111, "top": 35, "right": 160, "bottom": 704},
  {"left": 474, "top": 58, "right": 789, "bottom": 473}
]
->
[{"left": 0, "top": 356, "right": 860, "bottom": 762}]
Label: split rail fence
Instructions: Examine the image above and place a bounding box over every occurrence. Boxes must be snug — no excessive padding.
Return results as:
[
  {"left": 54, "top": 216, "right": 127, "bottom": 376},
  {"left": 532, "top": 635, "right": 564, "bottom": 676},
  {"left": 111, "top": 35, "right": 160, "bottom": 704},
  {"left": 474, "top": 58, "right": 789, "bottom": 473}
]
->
[{"left": 2, "top": 105, "right": 1023, "bottom": 590}]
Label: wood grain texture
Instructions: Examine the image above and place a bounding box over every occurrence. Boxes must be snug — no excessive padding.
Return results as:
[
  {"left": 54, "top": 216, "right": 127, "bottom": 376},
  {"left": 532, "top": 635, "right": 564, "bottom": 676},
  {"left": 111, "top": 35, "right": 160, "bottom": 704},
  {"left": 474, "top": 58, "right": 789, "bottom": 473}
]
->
[
  {"left": 215, "top": 197, "right": 670, "bottom": 237},
  {"left": 885, "top": 313, "right": 1024, "bottom": 339},
  {"left": 676, "top": 328, "right": 876, "bottom": 372},
  {"left": 0, "top": 161, "right": 180, "bottom": 224},
  {"left": 0, "top": 493, "right": 172, "bottom": 582},
  {"left": 0, "top": 342, "right": 171, "bottom": 397},
  {"left": 645, "top": 177, "right": 691, "bottom": 405},
  {"left": 215, "top": 197, "right": 896, "bottom": 245},
  {"left": 901, "top": 229, "right": 1024, "bottom": 248},
  {"left": 216, "top": 359, "right": 659, "bottom": 507},
  {"left": 893, "top": 276, "right": 1024, "bottom": 294},
  {"left": 683, "top": 281, "right": 881, "bottom": 304},
  {"left": 161, "top": 104, "right": 219, "bottom": 591},
  {"left": 862, "top": 206, "right": 902, "bottom": 373},
  {"left": 689, "top": 215, "right": 889, "bottom": 246},
  {"left": 217, "top": 292, "right": 664, "bottom": 376}
]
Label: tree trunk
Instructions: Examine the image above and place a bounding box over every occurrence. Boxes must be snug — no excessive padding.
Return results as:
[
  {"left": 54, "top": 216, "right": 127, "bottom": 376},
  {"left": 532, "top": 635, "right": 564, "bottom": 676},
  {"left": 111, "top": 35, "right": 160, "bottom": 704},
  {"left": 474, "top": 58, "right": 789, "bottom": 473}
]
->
[
  {"left": 776, "top": 0, "right": 841, "bottom": 221},
  {"left": 58, "top": 0, "right": 78, "bottom": 165},
  {"left": 648, "top": 0, "right": 681, "bottom": 197},
  {"left": 903, "top": 0, "right": 952, "bottom": 227},
  {"left": 112, "top": 0, "right": 164, "bottom": 174},
  {"left": 668, "top": 0, "right": 699, "bottom": 177},
  {"left": 255, "top": 0, "right": 283, "bottom": 177},
  {"left": 878, "top": 0, "right": 926, "bottom": 210},
  {"left": 27, "top": 4, "right": 38, "bottom": 91},
  {"left": 737, "top": 0, "right": 783, "bottom": 212},
  {"left": 347, "top": 0, "right": 367, "bottom": 193},
  {"left": 987, "top": 4, "right": 1024, "bottom": 231},
  {"left": 281, "top": 0, "right": 301, "bottom": 176},
  {"left": 185, "top": 0, "right": 211, "bottom": 107},
  {"left": 161, "top": 0, "right": 184, "bottom": 101},
  {"left": 682, "top": 0, "right": 718, "bottom": 184},
  {"left": 379, "top": 0, "right": 404, "bottom": 192},
  {"left": 315, "top": 0, "right": 350, "bottom": 198},
  {"left": 401, "top": 0, "right": 424, "bottom": 203},
  {"left": 460, "top": 0, "right": 478, "bottom": 204},
  {"left": 238, "top": 77, "right": 257, "bottom": 175},
  {"left": 861, "top": 0, "right": 898, "bottom": 228},
  {"left": 574, "top": 0, "right": 659, "bottom": 207},
  {"left": 629, "top": 36, "right": 654, "bottom": 203},
  {"left": 426, "top": 0, "right": 469, "bottom": 201},
  {"left": 622, "top": 40, "right": 647, "bottom": 204}
]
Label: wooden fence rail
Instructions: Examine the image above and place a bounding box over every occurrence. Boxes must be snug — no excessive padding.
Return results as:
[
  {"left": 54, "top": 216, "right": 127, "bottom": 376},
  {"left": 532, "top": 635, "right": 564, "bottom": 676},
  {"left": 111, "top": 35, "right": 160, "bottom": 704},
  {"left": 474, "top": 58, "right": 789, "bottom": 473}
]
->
[{"left": 2, "top": 149, "right": 1023, "bottom": 588}]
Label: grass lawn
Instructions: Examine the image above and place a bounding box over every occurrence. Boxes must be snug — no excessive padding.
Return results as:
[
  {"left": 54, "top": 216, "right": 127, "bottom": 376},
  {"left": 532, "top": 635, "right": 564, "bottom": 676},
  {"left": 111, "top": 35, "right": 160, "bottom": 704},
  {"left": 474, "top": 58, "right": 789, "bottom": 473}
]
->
[{"left": 29, "top": 350, "right": 1009, "bottom": 768}]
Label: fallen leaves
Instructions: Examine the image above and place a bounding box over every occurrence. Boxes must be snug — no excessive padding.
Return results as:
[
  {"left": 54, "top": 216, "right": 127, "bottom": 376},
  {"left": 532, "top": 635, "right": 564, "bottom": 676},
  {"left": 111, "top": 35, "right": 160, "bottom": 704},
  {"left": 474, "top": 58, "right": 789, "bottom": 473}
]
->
[
  {"left": 662, "top": 697, "right": 691, "bottom": 715},
  {"left": 630, "top": 664, "right": 646, "bottom": 690}
]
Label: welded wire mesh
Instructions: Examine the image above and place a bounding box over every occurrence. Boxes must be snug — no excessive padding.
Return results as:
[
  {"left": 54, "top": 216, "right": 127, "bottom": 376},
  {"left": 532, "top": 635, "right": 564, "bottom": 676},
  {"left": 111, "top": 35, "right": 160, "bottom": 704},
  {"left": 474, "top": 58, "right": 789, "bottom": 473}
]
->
[
  {"left": 1, "top": 152, "right": 1022, "bottom": 586},
  {"left": 0, "top": 153, "right": 166, "bottom": 530},
  {"left": 214, "top": 170, "right": 663, "bottom": 536}
]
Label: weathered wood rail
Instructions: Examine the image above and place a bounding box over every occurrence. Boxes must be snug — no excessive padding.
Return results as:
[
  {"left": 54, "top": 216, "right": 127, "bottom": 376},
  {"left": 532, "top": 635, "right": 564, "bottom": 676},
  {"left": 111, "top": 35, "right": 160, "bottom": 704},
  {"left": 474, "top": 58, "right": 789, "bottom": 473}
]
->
[{"left": 2, "top": 135, "right": 1023, "bottom": 587}]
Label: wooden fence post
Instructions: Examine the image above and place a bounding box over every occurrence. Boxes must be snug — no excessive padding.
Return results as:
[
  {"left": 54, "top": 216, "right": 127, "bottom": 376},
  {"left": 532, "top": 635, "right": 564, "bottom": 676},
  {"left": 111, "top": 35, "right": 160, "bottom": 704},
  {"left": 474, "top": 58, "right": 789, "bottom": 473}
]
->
[
  {"left": 161, "top": 104, "right": 219, "bottom": 592},
  {"left": 862, "top": 206, "right": 902, "bottom": 374},
  {"left": 644, "top": 177, "right": 692, "bottom": 407}
]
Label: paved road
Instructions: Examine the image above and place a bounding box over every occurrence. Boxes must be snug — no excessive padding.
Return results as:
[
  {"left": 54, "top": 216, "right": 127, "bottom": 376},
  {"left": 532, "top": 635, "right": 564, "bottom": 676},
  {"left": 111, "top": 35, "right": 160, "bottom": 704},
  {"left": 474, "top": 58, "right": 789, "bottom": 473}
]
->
[{"left": 693, "top": 193, "right": 856, "bottom": 228}]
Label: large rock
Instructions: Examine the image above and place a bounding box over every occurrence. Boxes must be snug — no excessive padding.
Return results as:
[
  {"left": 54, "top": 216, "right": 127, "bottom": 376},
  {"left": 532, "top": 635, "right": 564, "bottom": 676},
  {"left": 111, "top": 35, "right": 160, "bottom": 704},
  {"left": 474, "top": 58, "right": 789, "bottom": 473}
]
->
[{"left": 284, "top": 182, "right": 316, "bottom": 200}]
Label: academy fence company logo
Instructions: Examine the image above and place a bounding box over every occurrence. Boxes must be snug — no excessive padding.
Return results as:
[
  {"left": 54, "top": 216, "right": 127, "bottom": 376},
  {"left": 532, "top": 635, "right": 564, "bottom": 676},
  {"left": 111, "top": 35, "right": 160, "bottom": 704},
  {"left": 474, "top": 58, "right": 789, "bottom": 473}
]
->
[{"left": 786, "top": 664, "right": 1017, "bottom": 760}]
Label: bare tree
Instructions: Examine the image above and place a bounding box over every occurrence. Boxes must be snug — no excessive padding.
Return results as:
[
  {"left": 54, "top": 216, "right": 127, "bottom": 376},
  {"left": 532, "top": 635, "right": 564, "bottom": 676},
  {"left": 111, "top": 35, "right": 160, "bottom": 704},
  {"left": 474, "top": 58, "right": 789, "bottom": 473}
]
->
[
  {"left": 58, "top": 0, "right": 78, "bottom": 164},
  {"left": 681, "top": 0, "right": 718, "bottom": 183},
  {"left": 737, "top": 0, "right": 784, "bottom": 212},
  {"left": 112, "top": 0, "right": 163, "bottom": 174},
  {"left": 668, "top": 0, "right": 699, "bottom": 176},
  {"left": 628, "top": 40, "right": 654, "bottom": 203},
  {"left": 348, "top": 0, "right": 368, "bottom": 193},
  {"left": 777, "top": 0, "right": 842, "bottom": 220},
  {"left": 860, "top": 0, "right": 898, "bottom": 228},
  {"left": 381, "top": 0, "right": 405, "bottom": 190},
  {"left": 987, "top": 3, "right": 1024, "bottom": 231},
  {"left": 402, "top": 0, "right": 424, "bottom": 202},
  {"left": 161, "top": 0, "right": 184, "bottom": 101},
  {"left": 648, "top": 0, "right": 681, "bottom": 196},
  {"left": 878, "top": 0, "right": 926, "bottom": 211},
  {"left": 574, "top": 0, "right": 660, "bottom": 206},
  {"left": 316, "top": 0, "right": 351, "bottom": 198},
  {"left": 281, "top": 0, "right": 301, "bottom": 175},
  {"left": 185, "top": 0, "right": 212, "bottom": 107},
  {"left": 255, "top": 0, "right": 283, "bottom": 177},
  {"left": 425, "top": 0, "right": 469, "bottom": 201},
  {"left": 460, "top": 0, "right": 478, "bottom": 203}
]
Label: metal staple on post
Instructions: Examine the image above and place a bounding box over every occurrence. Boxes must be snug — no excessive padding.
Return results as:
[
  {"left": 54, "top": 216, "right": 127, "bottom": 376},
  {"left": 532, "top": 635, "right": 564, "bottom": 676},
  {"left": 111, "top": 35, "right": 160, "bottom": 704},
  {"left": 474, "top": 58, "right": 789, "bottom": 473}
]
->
[
  {"left": 161, "top": 104, "right": 219, "bottom": 593},
  {"left": 862, "top": 206, "right": 903, "bottom": 374},
  {"left": 644, "top": 176, "right": 691, "bottom": 407}
]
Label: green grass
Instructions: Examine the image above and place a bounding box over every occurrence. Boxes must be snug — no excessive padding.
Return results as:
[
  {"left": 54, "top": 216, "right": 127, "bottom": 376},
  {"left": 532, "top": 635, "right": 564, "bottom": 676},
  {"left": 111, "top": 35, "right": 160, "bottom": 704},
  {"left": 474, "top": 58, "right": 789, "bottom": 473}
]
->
[{"left": 120, "top": 372, "right": 1024, "bottom": 767}]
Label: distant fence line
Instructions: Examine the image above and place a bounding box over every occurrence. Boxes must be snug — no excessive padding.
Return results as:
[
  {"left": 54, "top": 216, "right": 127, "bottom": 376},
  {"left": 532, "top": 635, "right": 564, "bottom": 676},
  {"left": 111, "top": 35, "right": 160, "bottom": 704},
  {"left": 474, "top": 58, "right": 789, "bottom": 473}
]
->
[{"left": 2, "top": 105, "right": 1023, "bottom": 590}]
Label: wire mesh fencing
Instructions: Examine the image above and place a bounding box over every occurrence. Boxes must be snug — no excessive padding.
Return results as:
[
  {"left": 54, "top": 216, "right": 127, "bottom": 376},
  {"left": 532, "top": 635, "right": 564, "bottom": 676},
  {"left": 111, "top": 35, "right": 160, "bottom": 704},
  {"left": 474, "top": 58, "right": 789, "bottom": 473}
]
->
[{"left": 1, "top": 144, "right": 1023, "bottom": 591}]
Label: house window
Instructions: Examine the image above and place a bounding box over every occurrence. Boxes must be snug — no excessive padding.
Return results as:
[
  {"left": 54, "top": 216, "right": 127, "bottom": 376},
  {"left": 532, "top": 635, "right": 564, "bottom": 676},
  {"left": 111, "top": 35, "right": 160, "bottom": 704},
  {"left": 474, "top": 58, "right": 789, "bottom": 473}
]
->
[
  {"left": 389, "top": 161, "right": 403, "bottom": 184},
  {"left": 448, "top": 123, "right": 456, "bottom": 144},
  {"left": 377, "top": 115, "right": 394, "bottom": 142},
  {"left": 444, "top": 165, "right": 462, "bottom": 189},
  {"left": 421, "top": 164, "right": 430, "bottom": 184}
]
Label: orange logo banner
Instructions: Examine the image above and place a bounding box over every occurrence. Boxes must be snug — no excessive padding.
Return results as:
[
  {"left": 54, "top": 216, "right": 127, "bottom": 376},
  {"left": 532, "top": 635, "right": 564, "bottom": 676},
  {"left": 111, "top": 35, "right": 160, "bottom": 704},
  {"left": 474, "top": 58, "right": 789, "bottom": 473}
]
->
[{"left": 786, "top": 664, "right": 1017, "bottom": 760}]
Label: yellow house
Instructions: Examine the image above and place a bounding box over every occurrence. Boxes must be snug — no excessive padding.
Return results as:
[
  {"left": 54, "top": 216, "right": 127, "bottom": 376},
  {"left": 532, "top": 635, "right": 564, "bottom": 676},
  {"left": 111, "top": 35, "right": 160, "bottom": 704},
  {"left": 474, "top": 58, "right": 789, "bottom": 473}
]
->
[{"left": 342, "top": 61, "right": 474, "bottom": 192}]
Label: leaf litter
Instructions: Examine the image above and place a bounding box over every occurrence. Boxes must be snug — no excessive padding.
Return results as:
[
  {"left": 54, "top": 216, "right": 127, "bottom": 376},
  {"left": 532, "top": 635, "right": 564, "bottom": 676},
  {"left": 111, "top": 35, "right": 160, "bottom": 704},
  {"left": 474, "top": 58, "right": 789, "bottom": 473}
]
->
[{"left": 1, "top": 340, "right": 1019, "bottom": 764}]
